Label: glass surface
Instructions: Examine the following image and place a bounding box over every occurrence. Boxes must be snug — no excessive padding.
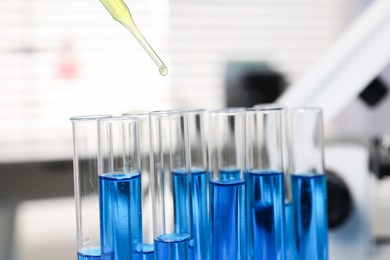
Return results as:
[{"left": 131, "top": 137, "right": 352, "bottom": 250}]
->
[
  {"left": 149, "top": 110, "right": 193, "bottom": 260},
  {"left": 98, "top": 117, "right": 142, "bottom": 260},
  {"left": 208, "top": 109, "right": 246, "bottom": 260},
  {"left": 288, "top": 108, "right": 328, "bottom": 260},
  {"left": 245, "top": 107, "right": 285, "bottom": 260},
  {"left": 71, "top": 115, "right": 111, "bottom": 259}
]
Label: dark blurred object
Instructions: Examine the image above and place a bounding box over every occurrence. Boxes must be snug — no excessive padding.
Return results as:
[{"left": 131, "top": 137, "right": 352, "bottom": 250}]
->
[
  {"left": 326, "top": 169, "right": 353, "bottom": 229},
  {"left": 0, "top": 160, "right": 73, "bottom": 200},
  {"left": 225, "top": 62, "right": 287, "bottom": 107},
  {"left": 359, "top": 77, "right": 388, "bottom": 107},
  {"left": 370, "top": 136, "right": 390, "bottom": 179}
]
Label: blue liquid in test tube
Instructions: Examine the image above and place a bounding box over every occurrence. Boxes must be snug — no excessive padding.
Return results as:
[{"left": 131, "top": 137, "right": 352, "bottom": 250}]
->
[
  {"left": 134, "top": 244, "right": 154, "bottom": 260},
  {"left": 77, "top": 248, "right": 101, "bottom": 260},
  {"left": 252, "top": 202, "right": 274, "bottom": 260},
  {"left": 291, "top": 174, "right": 327, "bottom": 260},
  {"left": 245, "top": 107, "right": 286, "bottom": 260},
  {"left": 154, "top": 233, "right": 192, "bottom": 260},
  {"left": 173, "top": 168, "right": 209, "bottom": 260},
  {"left": 99, "top": 173, "right": 142, "bottom": 260},
  {"left": 172, "top": 169, "right": 192, "bottom": 235},
  {"left": 190, "top": 168, "right": 209, "bottom": 260},
  {"left": 288, "top": 108, "right": 328, "bottom": 259},
  {"left": 246, "top": 170, "right": 284, "bottom": 260},
  {"left": 284, "top": 202, "right": 297, "bottom": 260},
  {"left": 210, "top": 169, "right": 246, "bottom": 260}
]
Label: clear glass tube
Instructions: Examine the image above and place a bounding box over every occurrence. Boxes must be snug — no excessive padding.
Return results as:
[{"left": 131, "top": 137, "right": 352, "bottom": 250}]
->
[
  {"left": 98, "top": 116, "right": 142, "bottom": 260},
  {"left": 186, "top": 109, "right": 209, "bottom": 260},
  {"left": 253, "top": 103, "right": 291, "bottom": 201},
  {"left": 288, "top": 108, "right": 328, "bottom": 260},
  {"left": 245, "top": 107, "right": 285, "bottom": 260},
  {"left": 208, "top": 108, "right": 246, "bottom": 260},
  {"left": 149, "top": 110, "right": 193, "bottom": 260},
  {"left": 71, "top": 114, "right": 111, "bottom": 260},
  {"left": 123, "top": 112, "right": 154, "bottom": 260}
]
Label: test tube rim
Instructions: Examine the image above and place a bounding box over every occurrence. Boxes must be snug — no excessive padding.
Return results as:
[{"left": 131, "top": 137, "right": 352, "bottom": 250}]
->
[
  {"left": 247, "top": 106, "right": 284, "bottom": 113},
  {"left": 252, "top": 103, "right": 285, "bottom": 110},
  {"left": 70, "top": 114, "right": 112, "bottom": 122},
  {"left": 150, "top": 108, "right": 205, "bottom": 117},
  {"left": 98, "top": 116, "right": 139, "bottom": 123},
  {"left": 289, "top": 107, "right": 323, "bottom": 114},
  {"left": 209, "top": 107, "right": 246, "bottom": 115},
  {"left": 123, "top": 112, "right": 150, "bottom": 121}
]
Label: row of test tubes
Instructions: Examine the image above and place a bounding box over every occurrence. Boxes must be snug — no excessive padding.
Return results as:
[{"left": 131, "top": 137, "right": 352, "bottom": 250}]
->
[{"left": 70, "top": 105, "right": 328, "bottom": 260}]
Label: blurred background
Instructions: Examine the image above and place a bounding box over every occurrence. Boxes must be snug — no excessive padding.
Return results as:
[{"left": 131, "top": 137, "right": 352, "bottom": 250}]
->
[{"left": 1, "top": 0, "right": 390, "bottom": 259}]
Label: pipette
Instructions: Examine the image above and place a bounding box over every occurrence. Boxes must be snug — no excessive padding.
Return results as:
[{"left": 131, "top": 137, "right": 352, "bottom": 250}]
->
[{"left": 99, "top": 0, "right": 168, "bottom": 76}]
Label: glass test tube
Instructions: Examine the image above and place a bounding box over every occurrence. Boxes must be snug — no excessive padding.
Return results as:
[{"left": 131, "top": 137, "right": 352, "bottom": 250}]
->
[
  {"left": 98, "top": 116, "right": 142, "bottom": 260},
  {"left": 208, "top": 108, "right": 246, "bottom": 260},
  {"left": 123, "top": 113, "right": 154, "bottom": 260},
  {"left": 71, "top": 114, "right": 111, "bottom": 260},
  {"left": 253, "top": 103, "right": 290, "bottom": 201},
  {"left": 254, "top": 103, "right": 294, "bottom": 259},
  {"left": 186, "top": 109, "right": 209, "bottom": 260},
  {"left": 149, "top": 110, "right": 193, "bottom": 260},
  {"left": 288, "top": 108, "right": 328, "bottom": 260},
  {"left": 246, "top": 107, "right": 285, "bottom": 260}
]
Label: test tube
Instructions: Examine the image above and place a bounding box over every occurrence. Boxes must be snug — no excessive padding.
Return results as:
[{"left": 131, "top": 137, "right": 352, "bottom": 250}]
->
[
  {"left": 288, "top": 108, "right": 328, "bottom": 260},
  {"left": 123, "top": 112, "right": 154, "bottom": 259},
  {"left": 149, "top": 110, "right": 193, "bottom": 260},
  {"left": 253, "top": 103, "right": 290, "bottom": 201},
  {"left": 246, "top": 107, "right": 285, "bottom": 260},
  {"left": 71, "top": 114, "right": 111, "bottom": 260},
  {"left": 186, "top": 109, "right": 209, "bottom": 260},
  {"left": 208, "top": 108, "right": 246, "bottom": 260},
  {"left": 98, "top": 116, "right": 142, "bottom": 260},
  {"left": 254, "top": 103, "right": 294, "bottom": 259}
]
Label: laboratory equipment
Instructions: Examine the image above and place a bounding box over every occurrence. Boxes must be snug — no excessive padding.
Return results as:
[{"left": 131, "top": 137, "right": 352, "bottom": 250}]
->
[
  {"left": 99, "top": 0, "right": 168, "bottom": 76},
  {"left": 186, "top": 109, "right": 209, "bottom": 260},
  {"left": 245, "top": 107, "right": 285, "bottom": 260},
  {"left": 149, "top": 110, "right": 193, "bottom": 260},
  {"left": 288, "top": 108, "right": 328, "bottom": 260},
  {"left": 123, "top": 112, "right": 155, "bottom": 260},
  {"left": 98, "top": 116, "right": 142, "bottom": 260},
  {"left": 208, "top": 108, "right": 246, "bottom": 260},
  {"left": 277, "top": 0, "right": 390, "bottom": 124},
  {"left": 71, "top": 114, "right": 112, "bottom": 260}
]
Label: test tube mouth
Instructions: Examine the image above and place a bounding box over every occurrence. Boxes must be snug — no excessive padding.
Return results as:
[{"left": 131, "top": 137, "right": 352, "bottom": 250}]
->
[
  {"left": 151, "top": 108, "right": 205, "bottom": 117},
  {"left": 70, "top": 114, "right": 112, "bottom": 121},
  {"left": 290, "top": 107, "right": 323, "bottom": 113},
  {"left": 253, "top": 103, "right": 285, "bottom": 110},
  {"left": 123, "top": 112, "right": 149, "bottom": 118},
  {"left": 209, "top": 107, "right": 246, "bottom": 115},
  {"left": 99, "top": 116, "right": 138, "bottom": 123}
]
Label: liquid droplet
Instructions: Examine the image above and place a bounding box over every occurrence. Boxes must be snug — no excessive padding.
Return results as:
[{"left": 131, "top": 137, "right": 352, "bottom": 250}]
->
[{"left": 159, "top": 64, "right": 168, "bottom": 76}]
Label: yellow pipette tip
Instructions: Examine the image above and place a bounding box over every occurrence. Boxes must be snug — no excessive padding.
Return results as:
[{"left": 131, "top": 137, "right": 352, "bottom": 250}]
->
[{"left": 159, "top": 64, "right": 168, "bottom": 76}]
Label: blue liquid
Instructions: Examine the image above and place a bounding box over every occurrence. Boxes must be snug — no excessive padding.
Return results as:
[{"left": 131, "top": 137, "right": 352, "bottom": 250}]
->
[
  {"left": 284, "top": 202, "right": 297, "bottom": 260},
  {"left": 134, "top": 244, "right": 154, "bottom": 260},
  {"left": 172, "top": 170, "right": 192, "bottom": 235},
  {"left": 190, "top": 168, "right": 209, "bottom": 260},
  {"left": 78, "top": 247, "right": 100, "bottom": 260},
  {"left": 252, "top": 202, "right": 274, "bottom": 260},
  {"left": 246, "top": 170, "right": 285, "bottom": 260},
  {"left": 291, "top": 174, "right": 328, "bottom": 260},
  {"left": 210, "top": 169, "right": 246, "bottom": 260},
  {"left": 99, "top": 173, "right": 142, "bottom": 260},
  {"left": 154, "top": 233, "right": 192, "bottom": 260}
]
